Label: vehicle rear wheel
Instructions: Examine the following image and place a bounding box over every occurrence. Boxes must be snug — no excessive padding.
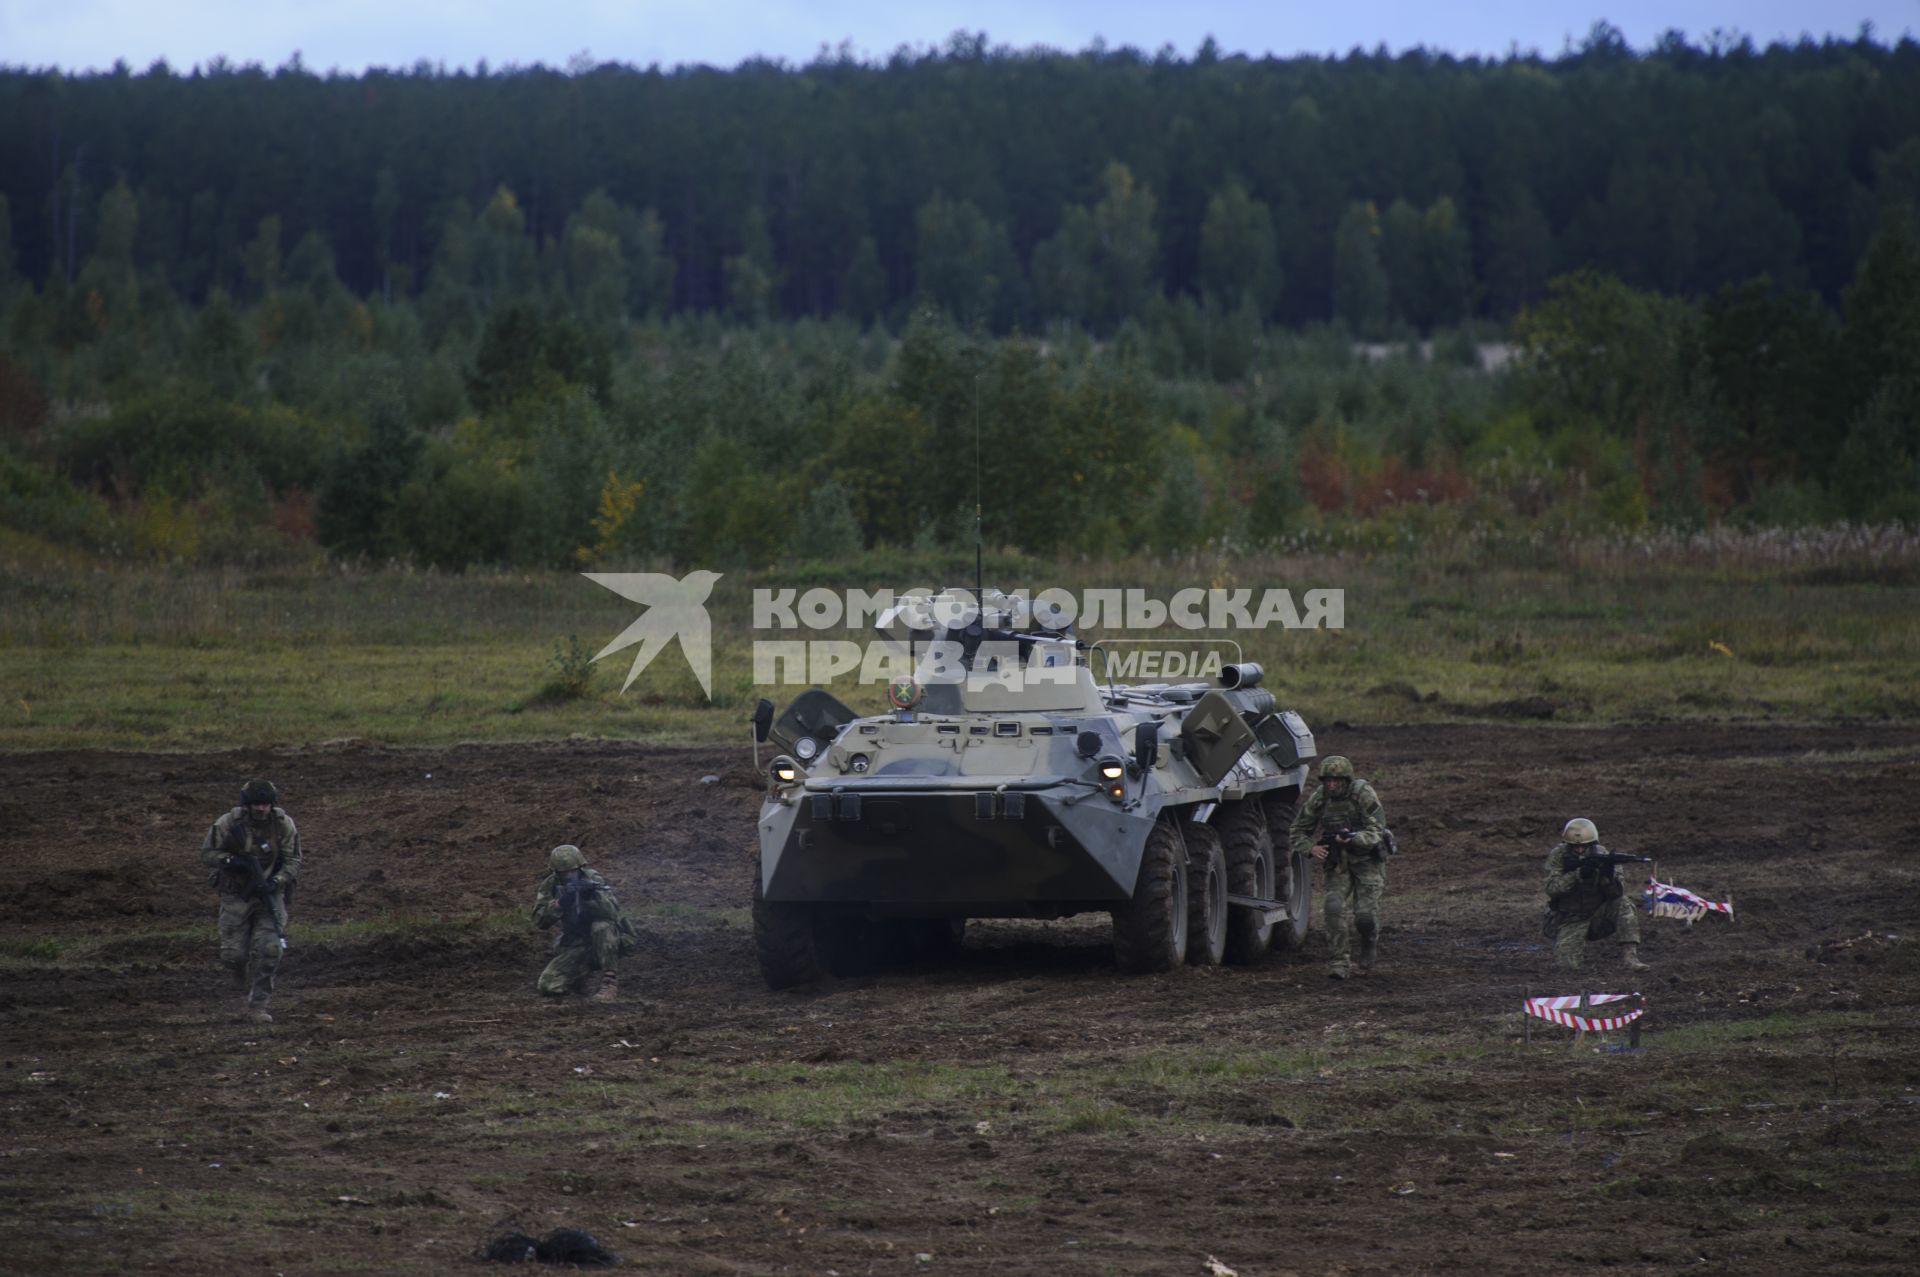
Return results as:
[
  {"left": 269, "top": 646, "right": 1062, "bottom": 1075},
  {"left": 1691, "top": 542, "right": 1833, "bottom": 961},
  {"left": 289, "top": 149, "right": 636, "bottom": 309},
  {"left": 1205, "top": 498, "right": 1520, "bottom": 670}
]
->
[
  {"left": 1273, "top": 843, "right": 1313, "bottom": 950},
  {"left": 1112, "top": 817, "right": 1189, "bottom": 974},
  {"left": 1218, "top": 799, "right": 1275, "bottom": 964},
  {"left": 1262, "top": 789, "right": 1312, "bottom": 951},
  {"left": 752, "top": 870, "right": 826, "bottom": 989},
  {"left": 1184, "top": 820, "right": 1228, "bottom": 966}
]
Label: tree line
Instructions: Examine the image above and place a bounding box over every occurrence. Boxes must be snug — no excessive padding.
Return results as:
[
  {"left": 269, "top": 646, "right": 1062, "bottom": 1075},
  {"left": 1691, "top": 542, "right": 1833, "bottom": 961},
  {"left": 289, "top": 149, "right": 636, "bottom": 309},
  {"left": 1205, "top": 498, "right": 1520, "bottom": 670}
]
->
[
  {"left": 3, "top": 26, "right": 1918, "bottom": 333},
  {"left": 0, "top": 28, "right": 1917, "bottom": 572}
]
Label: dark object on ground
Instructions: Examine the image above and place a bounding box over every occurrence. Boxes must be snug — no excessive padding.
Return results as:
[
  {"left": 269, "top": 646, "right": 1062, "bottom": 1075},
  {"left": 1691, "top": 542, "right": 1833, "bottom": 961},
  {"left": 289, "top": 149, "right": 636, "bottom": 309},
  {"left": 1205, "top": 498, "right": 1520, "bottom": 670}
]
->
[
  {"left": 537, "top": 1229, "right": 619, "bottom": 1265},
  {"left": 480, "top": 1228, "right": 619, "bottom": 1265},
  {"left": 480, "top": 1232, "right": 539, "bottom": 1262}
]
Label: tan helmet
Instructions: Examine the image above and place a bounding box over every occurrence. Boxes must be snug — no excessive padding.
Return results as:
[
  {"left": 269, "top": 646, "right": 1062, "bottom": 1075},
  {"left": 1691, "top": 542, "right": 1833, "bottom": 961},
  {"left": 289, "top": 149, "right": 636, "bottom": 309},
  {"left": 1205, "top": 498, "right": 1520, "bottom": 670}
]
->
[
  {"left": 1318, "top": 755, "right": 1354, "bottom": 781},
  {"left": 1561, "top": 817, "right": 1599, "bottom": 845},
  {"left": 548, "top": 844, "right": 586, "bottom": 873}
]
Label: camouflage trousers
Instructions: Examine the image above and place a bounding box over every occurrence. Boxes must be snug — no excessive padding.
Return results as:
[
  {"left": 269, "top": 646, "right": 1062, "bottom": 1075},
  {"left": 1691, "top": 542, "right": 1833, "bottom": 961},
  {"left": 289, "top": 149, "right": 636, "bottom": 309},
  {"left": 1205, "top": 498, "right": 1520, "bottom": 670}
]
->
[
  {"left": 537, "top": 921, "right": 622, "bottom": 996},
  {"left": 1323, "top": 852, "right": 1387, "bottom": 973},
  {"left": 1553, "top": 897, "right": 1641, "bottom": 970},
  {"left": 217, "top": 892, "right": 285, "bottom": 1007}
]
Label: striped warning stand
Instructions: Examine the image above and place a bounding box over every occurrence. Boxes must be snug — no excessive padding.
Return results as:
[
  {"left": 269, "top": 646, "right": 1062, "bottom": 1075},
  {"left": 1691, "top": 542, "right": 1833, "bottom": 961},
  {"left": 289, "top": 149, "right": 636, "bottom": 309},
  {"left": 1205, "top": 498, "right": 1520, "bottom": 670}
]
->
[{"left": 1523, "top": 992, "right": 1645, "bottom": 1033}]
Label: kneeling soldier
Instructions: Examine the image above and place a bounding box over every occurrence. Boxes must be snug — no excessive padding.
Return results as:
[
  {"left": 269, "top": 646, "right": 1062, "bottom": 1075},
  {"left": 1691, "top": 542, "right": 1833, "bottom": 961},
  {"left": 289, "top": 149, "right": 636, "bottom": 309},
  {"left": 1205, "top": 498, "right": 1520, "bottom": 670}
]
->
[
  {"left": 200, "top": 778, "right": 301, "bottom": 1023},
  {"left": 1543, "top": 817, "right": 1650, "bottom": 973},
  {"left": 532, "top": 844, "right": 636, "bottom": 1002}
]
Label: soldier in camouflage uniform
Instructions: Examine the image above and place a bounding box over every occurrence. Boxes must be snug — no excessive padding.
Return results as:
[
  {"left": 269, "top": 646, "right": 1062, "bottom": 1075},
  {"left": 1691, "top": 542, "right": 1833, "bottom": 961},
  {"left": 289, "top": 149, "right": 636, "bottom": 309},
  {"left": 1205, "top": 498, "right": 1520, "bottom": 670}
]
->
[
  {"left": 199, "top": 779, "right": 302, "bottom": 1023},
  {"left": 1543, "top": 817, "right": 1649, "bottom": 972},
  {"left": 531, "top": 844, "right": 637, "bottom": 1002},
  {"left": 1289, "top": 755, "right": 1390, "bottom": 979}
]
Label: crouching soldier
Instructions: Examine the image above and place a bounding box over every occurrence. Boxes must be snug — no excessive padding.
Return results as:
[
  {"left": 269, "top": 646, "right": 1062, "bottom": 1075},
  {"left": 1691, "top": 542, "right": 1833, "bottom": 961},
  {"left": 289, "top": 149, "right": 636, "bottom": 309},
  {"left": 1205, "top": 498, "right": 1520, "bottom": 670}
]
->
[
  {"left": 1543, "top": 818, "right": 1650, "bottom": 973},
  {"left": 200, "top": 778, "right": 301, "bottom": 1023},
  {"left": 532, "top": 844, "right": 637, "bottom": 1002}
]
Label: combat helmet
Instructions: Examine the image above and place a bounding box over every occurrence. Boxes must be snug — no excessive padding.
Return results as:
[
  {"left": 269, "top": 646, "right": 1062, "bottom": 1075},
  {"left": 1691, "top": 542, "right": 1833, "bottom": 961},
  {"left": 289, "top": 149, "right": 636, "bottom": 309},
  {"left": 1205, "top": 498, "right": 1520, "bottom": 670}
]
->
[
  {"left": 1561, "top": 817, "right": 1599, "bottom": 845},
  {"left": 549, "top": 844, "right": 587, "bottom": 873},
  {"left": 1318, "top": 756, "right": 1355, "bottom": 781},
  {"left": 240, "top": 778, "right": 278, "bottom": 806}
]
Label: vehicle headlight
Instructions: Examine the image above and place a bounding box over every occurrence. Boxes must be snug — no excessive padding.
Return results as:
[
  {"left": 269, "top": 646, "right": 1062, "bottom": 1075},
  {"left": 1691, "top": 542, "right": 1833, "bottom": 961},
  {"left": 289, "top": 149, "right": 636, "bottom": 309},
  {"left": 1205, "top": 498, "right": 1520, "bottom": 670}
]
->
[
  {"left": 1098, "top": 759, "right": 1125, "bottom": 781},
  {"left": 771, "top": 757, "right": 800, "bottom": 785},
  {"left": 794, "top": 736, "right": 819, "bottom": 761}
]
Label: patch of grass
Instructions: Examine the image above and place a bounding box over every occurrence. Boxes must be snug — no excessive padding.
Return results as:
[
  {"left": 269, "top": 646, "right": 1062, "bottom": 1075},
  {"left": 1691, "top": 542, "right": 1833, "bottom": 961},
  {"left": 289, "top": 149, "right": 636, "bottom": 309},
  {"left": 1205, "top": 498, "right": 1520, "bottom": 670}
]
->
[
  {"left": 1, "top": 544, "right": 1916, "bottom": 749},
  {"left": 1048, "top": 1098, "right": 1139, "bottom": 1134},
  {"left": 0, "top": 936, "right": 66, "bottom": 961}
]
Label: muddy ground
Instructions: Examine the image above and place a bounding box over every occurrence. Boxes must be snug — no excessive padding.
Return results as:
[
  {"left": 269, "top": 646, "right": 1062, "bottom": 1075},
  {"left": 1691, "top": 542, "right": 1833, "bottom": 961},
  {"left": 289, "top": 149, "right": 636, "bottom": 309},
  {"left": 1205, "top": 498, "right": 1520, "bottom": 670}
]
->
[{"left": 1, "top": 724, "right": 1917, "bottom": 1274}]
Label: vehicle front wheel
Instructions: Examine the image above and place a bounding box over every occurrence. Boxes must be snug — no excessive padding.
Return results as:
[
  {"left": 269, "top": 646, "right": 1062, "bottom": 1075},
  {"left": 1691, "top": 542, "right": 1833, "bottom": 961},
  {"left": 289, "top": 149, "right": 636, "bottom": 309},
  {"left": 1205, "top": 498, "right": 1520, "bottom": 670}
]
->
[
  {"left": 752, "top": 870, "right": 826, "bottom": 989},
  {"left": 1112, "top": 818, "right": 1190, "bottom": 974}
]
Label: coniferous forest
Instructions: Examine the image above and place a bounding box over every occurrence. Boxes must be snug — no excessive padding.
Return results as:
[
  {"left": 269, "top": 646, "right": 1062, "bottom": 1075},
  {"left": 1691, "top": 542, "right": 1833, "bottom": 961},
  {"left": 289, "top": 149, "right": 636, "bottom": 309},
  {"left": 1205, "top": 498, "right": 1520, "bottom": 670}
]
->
[{"left": 2, "top": 27, "right": 1918, "bottom": 568}]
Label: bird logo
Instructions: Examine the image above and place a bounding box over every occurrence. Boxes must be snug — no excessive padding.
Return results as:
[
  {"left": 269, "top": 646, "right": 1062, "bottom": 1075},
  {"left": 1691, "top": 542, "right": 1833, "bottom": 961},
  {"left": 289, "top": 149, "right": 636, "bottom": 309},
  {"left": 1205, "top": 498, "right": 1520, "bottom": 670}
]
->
[{"left": 582, "top": 571, "right": 723, "bottom": 698}]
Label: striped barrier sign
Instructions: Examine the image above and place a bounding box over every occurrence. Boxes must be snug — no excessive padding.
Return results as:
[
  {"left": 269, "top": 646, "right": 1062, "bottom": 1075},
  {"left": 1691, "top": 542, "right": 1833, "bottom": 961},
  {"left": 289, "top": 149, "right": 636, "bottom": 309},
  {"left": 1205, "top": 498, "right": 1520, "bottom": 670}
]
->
[{"left": 1523, "top": 992, "right": 1645, "bottom": 1033}]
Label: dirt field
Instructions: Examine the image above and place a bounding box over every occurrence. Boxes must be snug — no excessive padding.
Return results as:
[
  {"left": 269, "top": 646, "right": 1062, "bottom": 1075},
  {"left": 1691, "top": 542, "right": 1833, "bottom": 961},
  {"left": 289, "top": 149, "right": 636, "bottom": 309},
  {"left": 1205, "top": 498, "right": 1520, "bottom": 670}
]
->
[{"left": 2, "top": 724, "right": 1917, "bottom": 1274}]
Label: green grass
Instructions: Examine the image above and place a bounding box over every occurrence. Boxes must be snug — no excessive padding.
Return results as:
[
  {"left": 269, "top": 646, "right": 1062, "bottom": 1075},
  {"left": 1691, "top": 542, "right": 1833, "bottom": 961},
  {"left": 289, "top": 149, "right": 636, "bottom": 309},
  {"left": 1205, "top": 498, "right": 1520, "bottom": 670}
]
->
[{"left": 3, "top": 536, "right": 1918, "bottom": 749}]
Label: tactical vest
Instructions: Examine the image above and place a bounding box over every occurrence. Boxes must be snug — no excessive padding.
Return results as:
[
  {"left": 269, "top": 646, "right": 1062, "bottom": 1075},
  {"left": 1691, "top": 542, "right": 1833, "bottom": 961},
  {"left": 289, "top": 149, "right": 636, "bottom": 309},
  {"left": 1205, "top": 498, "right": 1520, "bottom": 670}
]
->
[{"left": 212, "top": 808, "right": 289, "bottom": 893}]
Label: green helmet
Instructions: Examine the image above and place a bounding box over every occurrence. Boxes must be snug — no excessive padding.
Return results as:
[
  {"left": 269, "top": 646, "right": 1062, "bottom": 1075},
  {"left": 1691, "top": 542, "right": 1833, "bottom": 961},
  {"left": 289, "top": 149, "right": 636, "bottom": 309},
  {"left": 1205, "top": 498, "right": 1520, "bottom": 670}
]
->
[
  {"left": 1562, "top": 817, "right": 1599, "bottom": 845},
  {"left": 240, "top": 779, "right": 278, "bottom": 806},
  {"left": 548, "top": 844, "right": 586, "bottom": 873},
  {"left": 1318, "top": 756, "right": 1354, "bottom": 781}
]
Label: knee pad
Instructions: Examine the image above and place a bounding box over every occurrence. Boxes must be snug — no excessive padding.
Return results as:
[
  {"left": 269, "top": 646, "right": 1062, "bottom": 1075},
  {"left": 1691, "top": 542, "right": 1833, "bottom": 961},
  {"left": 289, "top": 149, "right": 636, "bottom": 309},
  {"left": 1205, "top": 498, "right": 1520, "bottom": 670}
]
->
[{"left": 1356, "top": 917, "right": 1379, "bottom": 940}]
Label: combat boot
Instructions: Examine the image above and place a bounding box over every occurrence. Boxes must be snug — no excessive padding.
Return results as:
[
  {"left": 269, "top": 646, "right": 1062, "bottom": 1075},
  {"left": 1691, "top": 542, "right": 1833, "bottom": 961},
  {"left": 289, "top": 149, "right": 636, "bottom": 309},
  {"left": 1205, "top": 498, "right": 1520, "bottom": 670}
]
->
[
  {"left": 588, "top": 968, "right": 619, "bottom": 1003},
  {"left": 1621, "top": 944, "right": 1650, "bottom": 973},
  {"left": 245, "top": 1003, "right": 273, "bottom": 1024},
  {"left": 1356, "top": 933, "right": 1378, "bottom": 975},
  {"left": 1326, "top": 963, "right": 1349, "bottom": 981}
]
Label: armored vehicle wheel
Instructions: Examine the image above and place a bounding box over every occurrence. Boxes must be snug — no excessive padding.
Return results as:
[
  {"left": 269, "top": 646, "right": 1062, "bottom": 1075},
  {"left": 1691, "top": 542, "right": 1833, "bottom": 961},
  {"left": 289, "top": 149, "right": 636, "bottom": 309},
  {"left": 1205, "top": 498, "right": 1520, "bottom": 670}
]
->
[
  {"left": 1272, "top": 843, "right": 1313, "bottom": 950},
  {"left": 1112, "top": 817, "right": 1190, "bottom": 974},
  {"left": 1261, "top": 790, "right": 1313, "bottom": 951},
  {"left": 1184, "top": 821, "right": 1228, "bottom": 966},
  {"left": 752, "top": 872, "right": 826, "bottom": 989},
  {"left": 1219, "top": 799, "right": 1276, "bottom": 964}
]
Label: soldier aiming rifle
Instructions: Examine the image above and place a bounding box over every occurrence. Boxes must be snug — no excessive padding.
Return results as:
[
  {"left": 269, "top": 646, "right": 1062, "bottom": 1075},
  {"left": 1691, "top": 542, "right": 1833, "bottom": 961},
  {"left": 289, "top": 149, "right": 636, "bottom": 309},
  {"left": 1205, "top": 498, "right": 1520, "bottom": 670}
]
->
[
  {"left": 1543, "top": 817, "right": 1651, "bottom": 973},
  {"left": 531, "top": 844, "right": 638, "bottom": 1002}
]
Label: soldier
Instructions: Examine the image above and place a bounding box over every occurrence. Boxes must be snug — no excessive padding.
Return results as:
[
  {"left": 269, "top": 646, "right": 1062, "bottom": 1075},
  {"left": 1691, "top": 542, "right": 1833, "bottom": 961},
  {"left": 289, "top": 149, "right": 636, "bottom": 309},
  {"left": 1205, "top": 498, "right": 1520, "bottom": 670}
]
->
[
  {"left": 531, "top": 844, "right": 636, "bottom": 1003},
  {"left": 1289, "top": 755, "right": 1390, "bottom": 979},
  {"left": 199, "top": 778, "right": 301, "bottom": 1023},
  {"left": 1543, "top": 817, "right": 1649, "bottom": 972}
]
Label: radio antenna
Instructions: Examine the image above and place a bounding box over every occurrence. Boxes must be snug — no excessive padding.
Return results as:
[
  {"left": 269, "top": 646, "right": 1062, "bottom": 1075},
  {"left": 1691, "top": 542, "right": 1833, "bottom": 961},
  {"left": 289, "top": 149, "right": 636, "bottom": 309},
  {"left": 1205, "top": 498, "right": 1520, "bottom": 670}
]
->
[{"left": 973, "top": 372, "right": 984, "bottom": 607}]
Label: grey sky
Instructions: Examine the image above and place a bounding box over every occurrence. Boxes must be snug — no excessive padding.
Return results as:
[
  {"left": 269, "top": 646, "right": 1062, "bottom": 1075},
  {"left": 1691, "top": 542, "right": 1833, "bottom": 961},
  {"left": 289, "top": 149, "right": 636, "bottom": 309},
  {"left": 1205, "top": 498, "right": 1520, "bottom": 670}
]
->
[{"left": 2, "top": 1, "right": 1912, "bottom": 74}]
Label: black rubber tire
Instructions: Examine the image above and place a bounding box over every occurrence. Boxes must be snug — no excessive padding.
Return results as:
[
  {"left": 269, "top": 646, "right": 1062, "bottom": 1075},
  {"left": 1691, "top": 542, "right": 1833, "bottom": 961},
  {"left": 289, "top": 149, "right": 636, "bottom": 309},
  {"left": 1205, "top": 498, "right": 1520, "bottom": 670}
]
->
[
  {"left": 752, "top": 870, "right": 826, "bottom": 990},
  {"left": 1261, "top": 789, "right": 1313, "bottom": 951},
  {"left": 1218, "top": 799, "right": 1276, "bottom": 965},
  {"left": 1184, "top": 820, "right": 1229, "bottom": 966},
  {"left": 1112, "top": 817, "right": 1190, "bottom": 974},
  {"left": 815, "top": 916, "right": 880, "bottom": 976}
]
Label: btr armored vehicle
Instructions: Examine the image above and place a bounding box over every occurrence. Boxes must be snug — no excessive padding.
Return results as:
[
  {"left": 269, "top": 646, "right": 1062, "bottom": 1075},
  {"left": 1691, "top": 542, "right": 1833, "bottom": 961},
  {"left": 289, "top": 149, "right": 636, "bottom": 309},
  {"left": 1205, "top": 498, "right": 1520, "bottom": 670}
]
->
[{"left": 748, "top": 589, "right": 1317, "bottom": 988}]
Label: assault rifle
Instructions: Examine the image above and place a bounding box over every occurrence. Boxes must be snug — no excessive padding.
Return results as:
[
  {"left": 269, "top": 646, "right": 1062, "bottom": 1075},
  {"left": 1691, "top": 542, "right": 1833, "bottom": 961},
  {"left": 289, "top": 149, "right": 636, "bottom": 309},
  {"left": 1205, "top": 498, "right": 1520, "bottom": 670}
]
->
[
  {"left": 555, "top": 878, "right": 603, "bottom": 946},
  {"left": 1322, "top": 825, "right": 1399, "bottom": 859},
  {"left": 1565, "top": 847, "right": 1653, "bottom": 879},
  {"left": 230, "top": 853, "right": 289, "bottom": 950}
]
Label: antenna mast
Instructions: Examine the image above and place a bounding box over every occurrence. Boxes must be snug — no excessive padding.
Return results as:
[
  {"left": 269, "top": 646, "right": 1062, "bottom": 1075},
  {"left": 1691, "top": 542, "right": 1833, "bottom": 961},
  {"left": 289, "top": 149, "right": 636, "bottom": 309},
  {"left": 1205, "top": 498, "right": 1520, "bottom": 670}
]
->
[{"left": 974, "top": 373, "right": 984, "bottom": 606}]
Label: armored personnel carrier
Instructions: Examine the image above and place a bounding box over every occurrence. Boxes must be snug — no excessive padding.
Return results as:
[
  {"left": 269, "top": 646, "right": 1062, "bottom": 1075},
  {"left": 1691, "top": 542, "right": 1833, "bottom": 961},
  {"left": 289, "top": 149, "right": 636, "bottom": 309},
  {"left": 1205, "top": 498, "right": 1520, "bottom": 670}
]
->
[{"left": 748, "top": 589, "right": 1317, "bottom": 988}]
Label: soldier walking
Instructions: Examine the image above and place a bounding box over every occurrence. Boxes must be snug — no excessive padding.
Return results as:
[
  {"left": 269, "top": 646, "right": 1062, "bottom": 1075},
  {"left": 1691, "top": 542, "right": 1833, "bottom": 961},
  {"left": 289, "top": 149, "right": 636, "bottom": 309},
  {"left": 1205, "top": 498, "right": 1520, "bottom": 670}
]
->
[
  {"left": 532, "top": 844, "right": 637, "bottom": 1002},
  {"left": 1543, "top": 817, "right": 1650, "bottom": 972},
  {"left": 1289, "top": 755, "right": 1391, "bottom": 979},
  {"left": 199, "top": 779, "right": 301, "bottom": 1023}
]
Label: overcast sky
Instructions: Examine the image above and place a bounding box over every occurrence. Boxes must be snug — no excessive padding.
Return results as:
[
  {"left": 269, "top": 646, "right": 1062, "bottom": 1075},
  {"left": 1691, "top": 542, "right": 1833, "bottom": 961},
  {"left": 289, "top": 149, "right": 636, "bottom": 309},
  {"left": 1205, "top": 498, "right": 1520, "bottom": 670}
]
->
[{"left": 2, "top": 1, "right": 1913, "bottom": 74}]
